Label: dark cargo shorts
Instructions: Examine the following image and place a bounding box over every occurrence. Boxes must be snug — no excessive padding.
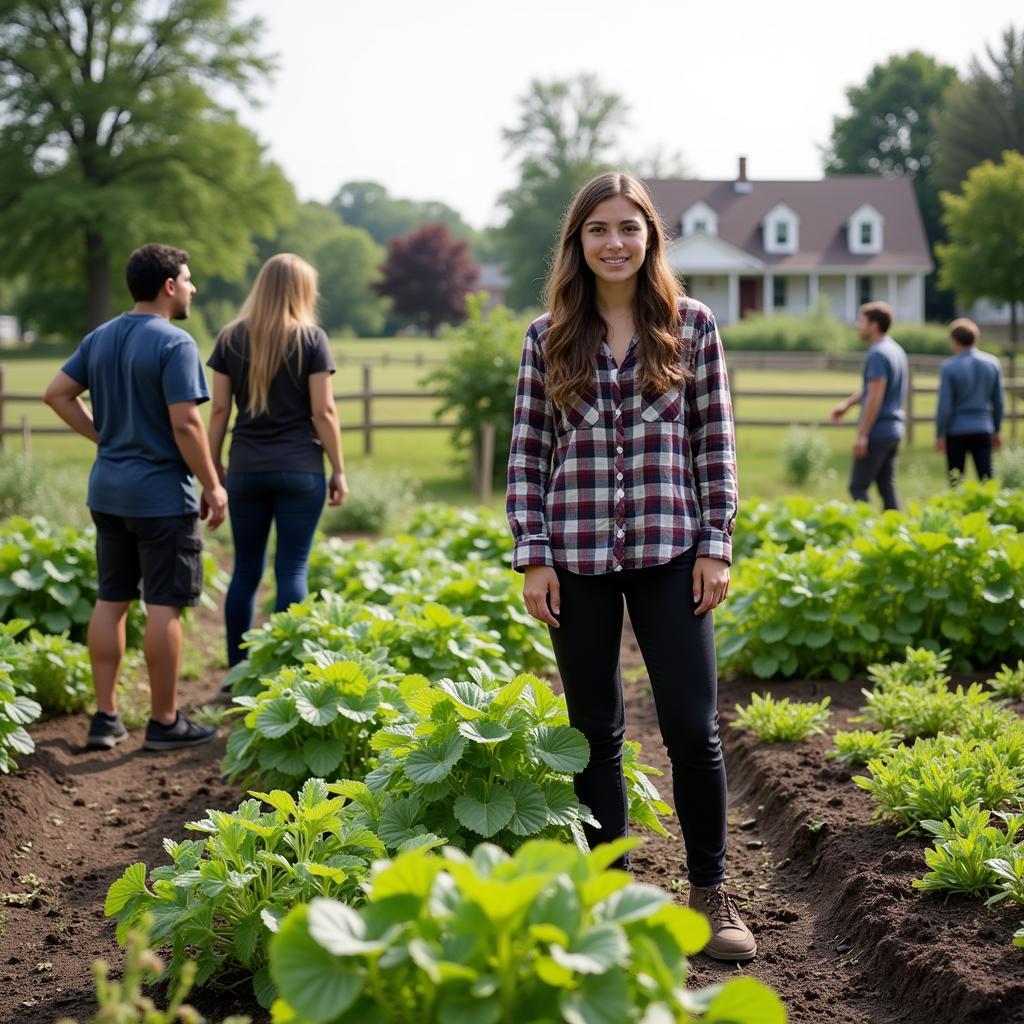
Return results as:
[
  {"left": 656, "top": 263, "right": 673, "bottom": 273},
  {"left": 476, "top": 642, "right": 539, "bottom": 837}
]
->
[{"left": 90, "top": 511, "right": 203, "bottom": 608}]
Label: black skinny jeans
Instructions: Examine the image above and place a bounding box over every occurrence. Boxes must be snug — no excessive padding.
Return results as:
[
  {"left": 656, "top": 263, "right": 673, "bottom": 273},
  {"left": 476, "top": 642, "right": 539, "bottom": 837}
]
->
[{"left": 548, "top": 546, "right": 728, "bottom": 887}]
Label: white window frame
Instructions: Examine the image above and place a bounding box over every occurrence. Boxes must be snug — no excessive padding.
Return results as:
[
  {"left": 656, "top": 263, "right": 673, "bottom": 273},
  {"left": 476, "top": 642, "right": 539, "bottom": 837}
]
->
[{"left": 763, "top": 203, "right": 799, "bottom": 255}]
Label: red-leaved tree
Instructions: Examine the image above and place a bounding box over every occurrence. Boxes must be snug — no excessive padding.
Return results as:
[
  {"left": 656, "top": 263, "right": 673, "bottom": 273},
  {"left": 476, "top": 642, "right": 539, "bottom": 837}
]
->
[{"left": 374, "top": 224, "right": 479, "bottom": 335}]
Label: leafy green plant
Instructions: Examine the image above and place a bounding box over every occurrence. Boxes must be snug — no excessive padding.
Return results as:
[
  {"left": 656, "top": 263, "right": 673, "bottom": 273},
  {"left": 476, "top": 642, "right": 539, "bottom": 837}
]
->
[
  {"left": 406, "top": 503, "right": 512, "bottom": 565},
  {"left": 223, "top": 658, "right": 409, "bottom": 790},
  {"left": 913, "top": 805, "right": 1024, "bottom": 897},
  {"left": 989, "top": 661, "right": 1024, "bottom": 700},
  {"left": 985, "top": 851, "right": 1024, "bottom": 909},
  {"left": 996, "top": 443, "right": 1024, "bottom": 490},
  {"left": 0, "top": 620, "right": 40, "bottom": 773},
  {"left": 269, "top": 838, "right": 786, "bottom": 1024},
  {"left": 828, "top": 728, "right": 902, "bottom": 766},
  {"left": 853, "top": 728, "right": 1024, "bottom": 831},
  {"left": 859, "top": 681, "right": 997, "bottom": 740},
  {"left": 866, "top": 646, "right": 952, "bottom": 690},
  {"left": 731, "top": 693, "right": 831, "bottom": 742},
  {"left": 780, "top": 425, "right": 831, "bottom": 485},
  {"left": 55, "top": 915, "right": 250, "bottom": 1024},
  {"left": 334, "top": 672, "right": 672, "bottom": 854},
  {"left": 105, "top": 779, "right": 385, "bottom": 1007},
  {"left": 12, "top": 629, "right": 93, "bottom": 714}
]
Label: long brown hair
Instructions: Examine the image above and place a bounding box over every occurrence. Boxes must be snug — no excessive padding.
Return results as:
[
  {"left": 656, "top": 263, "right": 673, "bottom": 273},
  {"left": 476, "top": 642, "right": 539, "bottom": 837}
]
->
[
  {"left": 219, "top": 253, "right": 320, "bottom": 417},
  {"left": 543, "top": 172, "right": 687, "bottom": 408}
]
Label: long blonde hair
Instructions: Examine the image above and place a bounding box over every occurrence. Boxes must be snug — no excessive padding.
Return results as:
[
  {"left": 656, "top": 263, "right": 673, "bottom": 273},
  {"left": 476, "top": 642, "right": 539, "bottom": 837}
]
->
[
  {"left": 544, "top": 172, "right": 688, "bottom": 408},
  {"left": 220, "top": 253, "right": 320, "bottom": 417}
]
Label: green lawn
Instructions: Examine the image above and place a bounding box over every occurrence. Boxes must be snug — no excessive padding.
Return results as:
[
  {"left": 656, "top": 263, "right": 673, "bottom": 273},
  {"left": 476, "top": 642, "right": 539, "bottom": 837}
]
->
[{"left": 0, "top": 345, "right": 996, "bottom": 512}]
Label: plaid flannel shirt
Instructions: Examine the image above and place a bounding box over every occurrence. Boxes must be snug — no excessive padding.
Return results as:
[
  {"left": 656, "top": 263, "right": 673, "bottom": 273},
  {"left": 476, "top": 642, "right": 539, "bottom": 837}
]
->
[{"left": 506, "top": 297, "right": 738, "bottom": 575}]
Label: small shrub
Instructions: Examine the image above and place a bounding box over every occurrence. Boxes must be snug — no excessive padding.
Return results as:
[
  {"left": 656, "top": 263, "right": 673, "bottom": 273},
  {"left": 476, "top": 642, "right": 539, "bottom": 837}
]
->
[
  {"left": 996, "top": 444, "right": 1024, "bottom": 490},
  {"left": 780, "top": 425, "right": 832, "bottom": 485},
  {"left": 859, "top": 681, "right": 997, "bottom": 740},
  {"left": 913, "top": 805, "right": 1023, "bottom": 897},
  {"left": 0, "top": 456, "right": 88, "bottom": 526},
  {"left": 867, "top": 647, "right": 952, "bottom": 691},
  {"left": 14, "top": 630, "right": 93, "bottom": 715},
  {"left": 828, "top": 728, "right": 902, "bottom": 766},
  {"left": 990, "top": 660, "right": 1024, "bottom": 700},
  {"left": 319, "top": 465, "right": 420, "bottom": 535},
  {"left": 269, "top": 839, "right": 786, "bottom": 1024},
  {"left": 986, "top": 852, "right": 1024, "bottom": 909},
  {"left": 731, "top": 692, "right": 831, "bottom": 742},
  {"left": 0, "top": 622, "right": 40, "bottom": 773}
]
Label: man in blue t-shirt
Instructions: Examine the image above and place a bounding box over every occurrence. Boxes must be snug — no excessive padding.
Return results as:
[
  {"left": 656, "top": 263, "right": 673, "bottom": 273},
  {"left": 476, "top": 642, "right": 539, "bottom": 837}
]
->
[
  {"left": 43, "top": 244, "right": 228, "bottom": 753},
  {"left": 935, "top": 317, "right": 1004, "bottom": 482},
  {"left": 831, "top": 302, "right": 909, "bottom": 510}
]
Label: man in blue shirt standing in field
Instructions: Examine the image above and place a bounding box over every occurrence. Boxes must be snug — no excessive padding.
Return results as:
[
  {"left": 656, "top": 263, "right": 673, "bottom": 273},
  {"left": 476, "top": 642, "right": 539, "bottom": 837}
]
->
[
  {"left": 43, "top": 244, "right": 227, "bottom": 752},
  {"left": 934, "top": 317, "right": 1004, "bottom": 482},
  {"left": 831, "top": 301, "right": 909, "bottom": 510}
]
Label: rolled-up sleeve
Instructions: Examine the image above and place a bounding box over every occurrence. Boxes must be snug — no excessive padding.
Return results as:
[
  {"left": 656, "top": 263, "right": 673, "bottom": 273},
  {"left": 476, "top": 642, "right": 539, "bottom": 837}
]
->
[
  {"left": 507, "top": 326, "right": 556, "bottom": 571},
  {"left": 687, "top": 315, "right": 738, "bottom": 563}
]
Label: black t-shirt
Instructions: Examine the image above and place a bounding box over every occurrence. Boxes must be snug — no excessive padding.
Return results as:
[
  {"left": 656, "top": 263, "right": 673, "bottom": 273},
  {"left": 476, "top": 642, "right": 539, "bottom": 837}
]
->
[{"left": 207, "top": 325, "right": 335, "bottom": 474}]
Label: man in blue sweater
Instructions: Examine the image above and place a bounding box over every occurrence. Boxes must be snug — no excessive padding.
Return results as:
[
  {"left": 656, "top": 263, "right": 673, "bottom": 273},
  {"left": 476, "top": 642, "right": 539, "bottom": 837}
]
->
[
  {"left": 935, "top": 318, "right": 1004, "bottom": 482},
  {"left": 831, "top": 302, "right": 909, "bottom": 510}
]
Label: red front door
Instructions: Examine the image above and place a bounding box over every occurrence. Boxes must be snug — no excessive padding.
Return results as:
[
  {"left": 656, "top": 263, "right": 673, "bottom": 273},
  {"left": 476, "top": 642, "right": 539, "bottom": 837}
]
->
[{"left": 740, "top": 277, "right": 761, "bottom": 318}]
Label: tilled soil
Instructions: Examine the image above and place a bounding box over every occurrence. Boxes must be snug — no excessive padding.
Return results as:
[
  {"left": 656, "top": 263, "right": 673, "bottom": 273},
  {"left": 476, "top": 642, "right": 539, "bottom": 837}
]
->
[{"left": 1, "top": 613, "right": 1023, "bottom": 1024}]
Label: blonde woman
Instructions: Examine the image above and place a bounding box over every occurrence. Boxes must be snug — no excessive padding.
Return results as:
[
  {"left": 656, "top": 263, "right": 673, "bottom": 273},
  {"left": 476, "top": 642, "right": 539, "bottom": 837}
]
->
[{"left": 207, "top": 253, "right": 347, "bottom": 668}]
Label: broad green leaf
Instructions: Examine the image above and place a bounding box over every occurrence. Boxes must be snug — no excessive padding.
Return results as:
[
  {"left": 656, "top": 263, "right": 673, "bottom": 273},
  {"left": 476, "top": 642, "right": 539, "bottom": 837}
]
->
[
  {"left": 594, "top": 884, "right": 670, "bottom": 924},
  {"left": 855, "top": 622, "right": 880, "bottom": 642},
  {"left": 438, "top": 678, "right": 489, "bottom": 718},
  {"left": 505, "top": 779, "right": 550, "bottom": 837},
  {"left": 308, "top": 898, "right": 386, "bottom": 955},
  {"left": 7, "top": 695, "right": 41, "bottom": 724},
  {"left": 758, "top": 622, "right": 788, "bottom": 643},
  {"left": 533, "top": 725, "right": 590, "bottom": 773},
  {"left": 404, "top": 731, "right": 466, "bottom": 784},
  {"left": 369, "top": 849, "right": 441, "bottom": 901},
  {"left": 454, "top": 780, "right": 516, "bottom": 837},
  {"left": 294, "top": 686, "right": 340, "bottom": 727},
  {"left": 550, "top": 923, "right": 629, "bottom": 974},
  {"left": 458, "top": 720, "right": 512, "bottom": 744},
  {"left": 271, "top": 905, "right": 364, "bottom": 1022},
  {"left": 751, "top": 655, "right": 779, "bottom": 679},
  {"left": 560, "top": 967, "right": 630, "bottom": 1024},
  {"left": 251, "top": 790, "right": 298, "bottom": 817},
  {"left": 255, "top": 698, "right": 300, "bottom": 739},
  {"left": 303, "top": 736, "right": 347, "bottom": 777},
  {"left": 252, "top": 966, "right": 277, "bottom": 1009},
  {"left": 436, "top": 995, "right": 502, "bottom": 1024},
  {"left": 543, "top": 780, "right": 582, "bottom": 826},
  {"left": 700, "top": 976, "right": 788, "bottom": 1024},
  {"left": 647, "top": 904, "right": 711, "bottom": 955},
  {"left": 104, "top": 863, "right": 150, "bottom": 916},
  {"left": 336, "top": 690, "right": 381, "bottom": 722}
]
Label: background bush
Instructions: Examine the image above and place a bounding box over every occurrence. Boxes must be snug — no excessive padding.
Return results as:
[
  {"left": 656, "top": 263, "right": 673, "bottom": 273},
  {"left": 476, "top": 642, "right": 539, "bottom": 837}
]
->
[
  {"left": 780, "top": 425, "right": 832, "bottom": 485},
  {"left": 318, "top": 465, "right": 420, "bottom": 535}
]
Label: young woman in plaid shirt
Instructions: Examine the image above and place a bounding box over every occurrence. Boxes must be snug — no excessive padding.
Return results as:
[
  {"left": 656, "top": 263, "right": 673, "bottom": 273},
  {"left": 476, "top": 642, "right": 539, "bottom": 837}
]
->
[{"left": 507, "top": 172, "right": 754, "bottom": 961}]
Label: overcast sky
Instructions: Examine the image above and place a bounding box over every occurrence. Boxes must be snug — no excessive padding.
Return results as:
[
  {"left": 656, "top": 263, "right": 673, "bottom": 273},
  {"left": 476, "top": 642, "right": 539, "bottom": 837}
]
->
[{"left": 235, "top": 0, "right": 1021, "bottom": 229}]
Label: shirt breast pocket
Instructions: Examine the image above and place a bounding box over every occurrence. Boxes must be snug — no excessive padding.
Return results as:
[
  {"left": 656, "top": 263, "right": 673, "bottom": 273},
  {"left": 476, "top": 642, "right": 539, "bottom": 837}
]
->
[
  {"left": 561, "top": 391, "right": 601, "bottom": 432},
  {"left": 640, "top": 386, "right": 682, "bottom": 423}
]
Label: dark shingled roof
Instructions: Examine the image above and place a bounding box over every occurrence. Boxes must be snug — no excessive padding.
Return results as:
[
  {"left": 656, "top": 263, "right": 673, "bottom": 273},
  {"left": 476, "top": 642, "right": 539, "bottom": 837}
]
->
[{"left": 644, "top": 176, "right": 932, "bottom": 270}]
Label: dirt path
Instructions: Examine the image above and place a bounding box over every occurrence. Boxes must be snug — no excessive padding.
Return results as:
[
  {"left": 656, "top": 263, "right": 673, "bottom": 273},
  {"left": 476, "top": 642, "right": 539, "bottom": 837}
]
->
[{"left": 1, "top": 612, "right": 1022, "bottom": 1024}]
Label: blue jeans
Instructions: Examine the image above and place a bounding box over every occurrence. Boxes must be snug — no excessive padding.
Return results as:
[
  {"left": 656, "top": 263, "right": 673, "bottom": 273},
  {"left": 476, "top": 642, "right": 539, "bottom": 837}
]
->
[{"left": 225, "top": 471, "right": 327, "bottom": 666}]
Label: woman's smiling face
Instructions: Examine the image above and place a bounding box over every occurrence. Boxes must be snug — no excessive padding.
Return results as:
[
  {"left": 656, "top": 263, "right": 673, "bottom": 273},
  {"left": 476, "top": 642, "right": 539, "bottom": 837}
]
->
[{"left": 580, "top": 194, "right": 649, "bottom": 285}]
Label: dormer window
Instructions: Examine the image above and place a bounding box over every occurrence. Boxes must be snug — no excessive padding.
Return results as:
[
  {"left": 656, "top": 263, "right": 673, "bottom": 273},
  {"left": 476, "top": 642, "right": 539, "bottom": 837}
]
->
[
  {"left": 848, "top": 203, "right": 884, "bottom": 255},
  {"left": 763, "top": 202, "right": 798, "bottom": 255},
  {"left": 681, "top": 201, "right": 718, "bottom": 238}
]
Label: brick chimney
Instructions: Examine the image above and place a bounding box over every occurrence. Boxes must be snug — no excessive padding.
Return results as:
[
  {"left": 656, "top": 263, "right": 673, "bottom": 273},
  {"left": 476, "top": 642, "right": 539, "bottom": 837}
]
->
[{"left": 734, "top": 156, "right": 752, "bottom": 194}]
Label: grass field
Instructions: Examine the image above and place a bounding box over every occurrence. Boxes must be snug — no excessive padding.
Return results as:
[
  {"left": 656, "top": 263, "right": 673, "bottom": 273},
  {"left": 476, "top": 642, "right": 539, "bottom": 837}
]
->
[{"left": 2, "top": 339, "right": 1009, "bottom": 511}]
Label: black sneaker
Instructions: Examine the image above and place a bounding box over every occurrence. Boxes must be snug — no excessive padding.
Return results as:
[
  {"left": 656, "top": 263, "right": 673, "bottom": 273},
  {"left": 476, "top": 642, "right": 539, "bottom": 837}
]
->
[
  {"left": 86, "top": 711, "right": 129, "bottom": 750},
  {"left": 213, "top": 682, "right": 234, "bottom": 705},
  {"left": 143, "top": 711, "right": 218, "bottom": 752}
]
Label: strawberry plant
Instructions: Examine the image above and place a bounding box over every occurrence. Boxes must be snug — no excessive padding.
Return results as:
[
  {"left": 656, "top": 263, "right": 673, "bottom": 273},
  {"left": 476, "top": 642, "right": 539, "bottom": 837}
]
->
[
  {"left": 828, "top": 728, "right": 902, "bottom": 766},
  {"left": 223, "top": 658, "right": 410, "bottom": 790},
  {"left": 731, "top": 693, "right": 831, "bottom": 742},
  {"left": 269, "top": 838, "right": 786, "bottom": 1024},
  {"left": 734, "top": 495, "right": 872, "bottom": 560},
  {"left": 0, "top": 622, "right": 40, "bottom": 773},
  {"left": 332, "top": 672, "right": 672, "bottom": 853},
  {"left": 406, "top": 502, "right": 512, "bottom": 564},
  {"left": 105, "top": 779, "right": 385, "bottom": 1007},
  {"left": 913, "top": 805, "right": 1024, "bottom": 897},
  {"left": 13, "top": 629, "right": 93, "bottom": 715}
]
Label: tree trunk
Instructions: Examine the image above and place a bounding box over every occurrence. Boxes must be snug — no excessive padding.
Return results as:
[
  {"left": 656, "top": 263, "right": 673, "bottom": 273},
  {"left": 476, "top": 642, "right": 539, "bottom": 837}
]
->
[
  {"left": 1011, "top": 298, "right": 1019, "bottom": 385},
  {"left": 85, "top": 228, "right": 113, "bottom": 329}
]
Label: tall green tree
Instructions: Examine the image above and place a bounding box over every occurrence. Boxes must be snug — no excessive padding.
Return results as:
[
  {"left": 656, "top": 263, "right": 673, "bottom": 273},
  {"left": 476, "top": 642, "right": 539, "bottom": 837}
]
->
[
  {"left": 330, "top": 181, "right": 477, "bottom": 247},
  {"left": 934, "top": 26, "right": 1024, "bottom": 192},
  {"left": 499, "top": 75, "right": 629, "bottom": 309},
  {"left": 0, "top": 0, "right": 293, "bottom": 334},
  {"left": 937, "top": 151, "right": 1024, "bottom": 373},
  {"left": 823, "top": 52, "right": 958, "bottom": 319}
]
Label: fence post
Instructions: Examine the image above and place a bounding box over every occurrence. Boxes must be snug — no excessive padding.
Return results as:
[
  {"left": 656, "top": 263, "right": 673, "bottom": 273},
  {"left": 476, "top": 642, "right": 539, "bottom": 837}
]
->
[
  {"left": 362, "top": 364, "right": 373, "bottom": 456},
  {"left": 905, "top": 363, "right": 915, "bottom": 446},
  {"left": 1011, "top": 375, "right": 1019, "bottom": 444},
  {"left": 0, "top": 363, "right": 5, "bottom": 452},
  {"left": 479, "top": 423, "right": 496, "bottom": 504},
  {"left": 21, "top": 414, "right": 31, "bottom": 461}
]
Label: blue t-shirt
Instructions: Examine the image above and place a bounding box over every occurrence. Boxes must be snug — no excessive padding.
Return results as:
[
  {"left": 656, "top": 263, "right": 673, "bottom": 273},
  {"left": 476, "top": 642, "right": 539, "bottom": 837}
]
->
[
  {"left": 860, "top": 336, "right": 908, "bottom": 443},
  {"left": 935, "top": 349, "right": 1004, "bottom": 437},
  {"left": 61, "top": 313, "right": 209, "bottom": 517}
]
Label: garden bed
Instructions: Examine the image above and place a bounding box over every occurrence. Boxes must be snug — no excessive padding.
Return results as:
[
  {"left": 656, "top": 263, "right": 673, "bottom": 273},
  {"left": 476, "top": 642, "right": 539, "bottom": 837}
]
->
[{"left": 1, "top": 615, "right": 1022, "bottom": 1024}]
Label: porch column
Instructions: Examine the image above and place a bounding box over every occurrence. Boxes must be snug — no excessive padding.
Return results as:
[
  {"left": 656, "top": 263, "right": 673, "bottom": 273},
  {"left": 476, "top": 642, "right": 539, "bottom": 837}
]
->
[
  {"left": 845, "top": 274, "right": 856, "bottom": 323},
  {"left": 808, "top": 272, "right": 819, "bottom": 311},
  {"left": 764, "top": 272, "right": 774, "bottom": 314},
  {"left": 728, "top": 273, "right": 740, "bottom": 325},
  {"left": 888, "top": 273, "right": 898, "bottom": 313}
]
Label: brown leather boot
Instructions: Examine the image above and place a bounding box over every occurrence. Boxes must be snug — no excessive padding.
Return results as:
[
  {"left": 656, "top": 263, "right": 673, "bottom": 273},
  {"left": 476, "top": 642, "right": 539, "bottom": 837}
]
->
[{"left": 688, "top": 884, "right": 757, "bottom": 961}]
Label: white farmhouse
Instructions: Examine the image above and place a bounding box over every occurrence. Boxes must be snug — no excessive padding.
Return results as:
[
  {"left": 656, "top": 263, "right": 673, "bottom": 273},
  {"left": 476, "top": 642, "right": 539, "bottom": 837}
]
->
[{"left": 645, "top": 158, "right": 933, "bottom": 326}]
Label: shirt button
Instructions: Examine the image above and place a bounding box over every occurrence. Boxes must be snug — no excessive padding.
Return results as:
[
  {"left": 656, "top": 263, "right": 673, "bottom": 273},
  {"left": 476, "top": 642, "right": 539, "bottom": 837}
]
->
[
  {"left": 616, "top": 472, "right": 623, "bottom": 481},
  {"left": 613, "top": 565, "right": 623, "bottom": 572},
  {"left": 614, "top": 408, "right": 622, "bottom": 418},
  {"left": 616, "top": 446, "right": 623, "bottom": 454},
  {"left": 617, "top": 529, "right": 624, "bottom": 538},
  {"left": 616, "top": 489, "right": 624, "bottom": 499}
]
